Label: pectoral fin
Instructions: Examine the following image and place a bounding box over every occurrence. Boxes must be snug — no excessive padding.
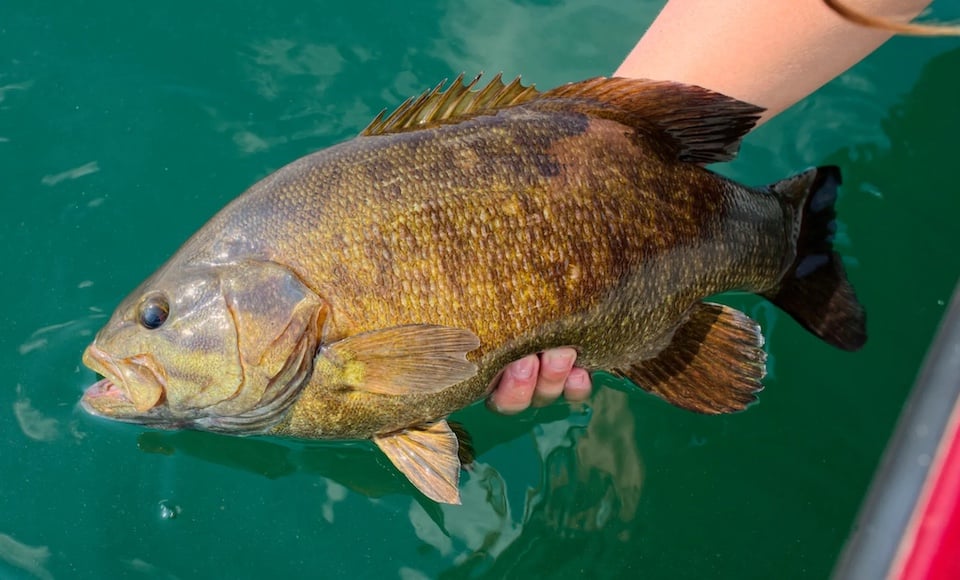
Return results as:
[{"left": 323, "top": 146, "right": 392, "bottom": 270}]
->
[
  {"left": 314, "top": 325, "right": 480, "bottom": 396},
  {"left": 374, "top": 420, "right": 463, "bottom": 504},
  {"left": 616, "top": 302, "right": 766, "bottom": 414}
]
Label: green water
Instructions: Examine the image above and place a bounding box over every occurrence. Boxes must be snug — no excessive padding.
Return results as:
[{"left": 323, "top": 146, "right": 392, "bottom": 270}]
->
[{"left": 2, "top": 1, "right": 959, "bottom": 578}]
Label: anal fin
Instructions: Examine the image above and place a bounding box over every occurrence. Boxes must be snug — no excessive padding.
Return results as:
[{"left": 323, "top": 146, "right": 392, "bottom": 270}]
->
[
  {"left": 615, "top": 302, "right": 766, "bottom": 414},
  {"left": 374, "top": 420, "right": 464, "bottom": 504}
]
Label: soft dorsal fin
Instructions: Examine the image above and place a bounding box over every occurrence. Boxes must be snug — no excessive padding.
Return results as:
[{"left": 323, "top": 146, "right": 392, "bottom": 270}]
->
[
  {"left": 361, "top": 72, "right": 540, "bottom": 136},
  {"left": 537, "top": 77, "right": 764, "bottom": 164}
]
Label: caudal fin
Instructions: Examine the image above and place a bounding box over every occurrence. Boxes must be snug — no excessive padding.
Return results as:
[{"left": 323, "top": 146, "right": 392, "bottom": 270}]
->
[{"left": 763, "top": 166, "right": 867, "bottom": 351}]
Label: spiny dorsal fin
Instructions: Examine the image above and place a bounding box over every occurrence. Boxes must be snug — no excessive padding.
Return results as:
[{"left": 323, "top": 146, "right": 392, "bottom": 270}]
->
[
  {"left": 538, "top": 77, "right": 764, "bottom": 164},
  {"left": 361, "top": 72, "right": 540, "bottom": 136}
]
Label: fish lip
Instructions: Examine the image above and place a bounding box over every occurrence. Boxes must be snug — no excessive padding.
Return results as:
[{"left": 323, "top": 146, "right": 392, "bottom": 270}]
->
[
  {"left": 79, "top": 378, "right": 131, "bottom": 417},
  {"left": 81, "top": 344, "right": 167, "bottom": 417},
  {"left": 82, "top": 344, "right": 118, "bottom": 383},
  {"left": 80, "top": 376, "right": 180, "bottom": 426},
  {"left": 81, "top": 345, "right": 128, "bottom": 409}
]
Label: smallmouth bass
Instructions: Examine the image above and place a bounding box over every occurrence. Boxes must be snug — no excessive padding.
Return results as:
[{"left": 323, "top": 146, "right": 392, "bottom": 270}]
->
[{"left": 81, "top": 74, "right": 866, "bottom": 504}]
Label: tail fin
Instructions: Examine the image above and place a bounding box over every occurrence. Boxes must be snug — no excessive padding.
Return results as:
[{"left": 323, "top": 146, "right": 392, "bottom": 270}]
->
[{"left": 763, "top": 166, "right": 867, "bottom": 351}]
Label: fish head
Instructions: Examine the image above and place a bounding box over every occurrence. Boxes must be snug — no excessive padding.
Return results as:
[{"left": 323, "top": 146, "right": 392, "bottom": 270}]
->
[{"left": 81, "top": 259, "right": 325, "bottom": 432}]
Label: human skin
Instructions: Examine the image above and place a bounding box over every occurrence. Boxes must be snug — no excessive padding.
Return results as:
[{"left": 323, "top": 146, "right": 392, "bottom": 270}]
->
[{"left": 488, "top": 0, "right": 931, "bottom": 414}]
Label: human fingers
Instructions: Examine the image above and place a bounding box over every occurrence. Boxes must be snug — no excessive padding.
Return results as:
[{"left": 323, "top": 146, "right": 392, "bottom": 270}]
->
[
  {"left": 487, "top": 354, "right": 540, "bottom": 414},
  {"left": 563, "top": 367, "right": 592, "bottom": 403},
  {"left": 531, "top": 347, "right": 578, "bottom": 407}
]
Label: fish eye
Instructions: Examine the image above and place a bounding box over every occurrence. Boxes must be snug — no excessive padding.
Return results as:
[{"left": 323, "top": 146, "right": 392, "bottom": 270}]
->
[{"left": 138, "top": 295, "right": 169, "bottom": 330}]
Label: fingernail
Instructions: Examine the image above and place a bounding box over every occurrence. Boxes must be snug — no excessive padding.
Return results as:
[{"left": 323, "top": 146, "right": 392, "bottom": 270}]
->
[
  {"left": 567, "top": 371, "right": 586, "bottom": 388},
  {"left": 545, "top": 349, "right": 575, "bottom": 371},
  {"left": 513, "top": 356, "right": 535, "bottom": 379}
]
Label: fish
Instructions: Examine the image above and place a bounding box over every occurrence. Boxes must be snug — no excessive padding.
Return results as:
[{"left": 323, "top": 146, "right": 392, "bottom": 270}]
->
[{"left": 80, "top": 73, "right": 866, "bottom": 504}]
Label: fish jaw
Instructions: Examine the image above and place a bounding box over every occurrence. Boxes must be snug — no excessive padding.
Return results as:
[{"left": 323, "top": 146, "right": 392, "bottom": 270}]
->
[
  {"left": 81, "top": 344, "right": 167, "bottom": 422},
  {"left": 81, "top": 377, "right": 144, "bottom": 420}
]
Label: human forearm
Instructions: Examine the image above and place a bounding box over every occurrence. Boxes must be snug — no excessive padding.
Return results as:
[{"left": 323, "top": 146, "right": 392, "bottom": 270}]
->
[{"left": 614, "top": 0, "right": 931, "bottom": 125}]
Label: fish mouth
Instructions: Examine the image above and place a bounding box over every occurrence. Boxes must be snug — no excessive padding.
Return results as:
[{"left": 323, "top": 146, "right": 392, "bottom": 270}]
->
[{"left": 81, "top": 345, "right": 169, "bottom": 422}]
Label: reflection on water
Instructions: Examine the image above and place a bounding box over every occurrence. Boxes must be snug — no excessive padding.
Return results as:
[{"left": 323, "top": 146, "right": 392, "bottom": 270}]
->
[
  {"left": 40, "top": 161, "right": 100, "bottom": 187},
  {"left": 13, "top": 385, "right": 61, "bottom": 442},
  {"left": 339, "top": 388, "right": 647, "bottom": 578},
  {"left": 123, "top": 558, "right": 180, "bottom": 579},
  {"left": 320, "top": 480, "right": 349, "bottom": 524},
  {"left": 437, "top": 389, "right": 644, "bottom": 576},
  {"left": 139, "top": 387, "right": 645, "bottom": 575},
  {"left": 216, "top": 37, "right": 369, "bottom": 155},
  {"left": 433, "top": 0, "right": 659, "bottom": 85},
  {"left": 246, "top": 39, "right": 345, "bottom": 100},
  {"left": 13, "top": 315, "right": 103, "bottom": 445},
  {"left": 213, "top": 35, "right": 384, "bottom": 158},
  {"left": 0, "top": 81, "right": 33, "bottom": 145},
  {"left": 0, "top": 533, "right": 53, "bottom": 580},
  {"left": 137, "top": 431, "right": 299, "bottom": 479}
]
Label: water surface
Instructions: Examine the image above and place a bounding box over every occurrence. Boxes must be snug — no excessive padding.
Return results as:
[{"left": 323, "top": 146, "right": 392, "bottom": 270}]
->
[{"left": 2, "top": 1, "right": 959, "bottom": 578}]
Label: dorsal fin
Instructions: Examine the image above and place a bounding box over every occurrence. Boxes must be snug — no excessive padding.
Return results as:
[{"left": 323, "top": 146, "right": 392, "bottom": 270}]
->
[
  {"left": 538, "top": 77, "right": 764, "bottom": 164},
  {"left": 360, "top": 72, "right": 540, "bottom": 136},
  {"left": 362, "top": 74, "right": 763, "bottom": 164},
  {"left": 360, "top": 73, "right": 539, "bottom": 136}
]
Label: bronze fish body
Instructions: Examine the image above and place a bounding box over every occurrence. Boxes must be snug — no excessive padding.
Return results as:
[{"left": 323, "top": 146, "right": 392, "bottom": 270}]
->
[{"left": 81, "top": 75, "right": 866, "bottom": 503}]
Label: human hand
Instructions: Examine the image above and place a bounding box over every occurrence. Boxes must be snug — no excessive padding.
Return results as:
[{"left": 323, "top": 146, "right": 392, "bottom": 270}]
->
[{"left": 488, "top": 347, "right": 592, "bottom": 414}]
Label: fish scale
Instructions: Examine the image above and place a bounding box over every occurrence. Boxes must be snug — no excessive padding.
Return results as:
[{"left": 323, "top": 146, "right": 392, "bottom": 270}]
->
[{"left": 81, "top": 75, "right": 866, "bottom": 504}]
